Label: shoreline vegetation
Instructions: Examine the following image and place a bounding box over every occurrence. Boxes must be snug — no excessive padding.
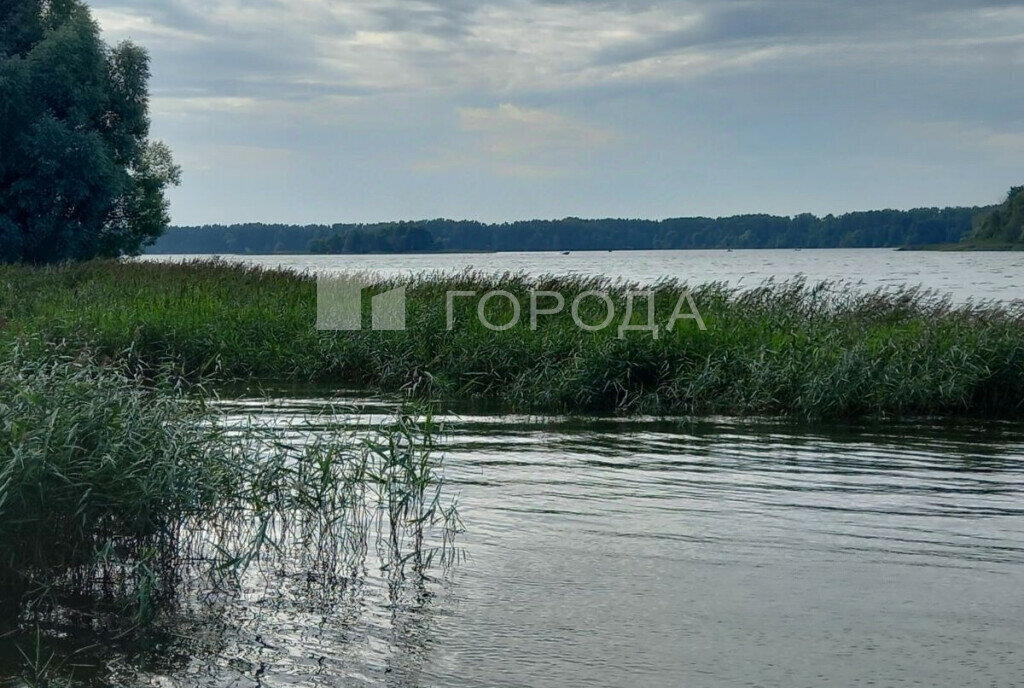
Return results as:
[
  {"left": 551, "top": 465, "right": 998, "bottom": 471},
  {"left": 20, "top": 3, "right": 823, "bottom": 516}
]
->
[
  {"left": 3, "top": 260, "right": 1022, "bottom": 420},
  {"left": 0, "top": 342, "right": 460, "bottom": 637}
]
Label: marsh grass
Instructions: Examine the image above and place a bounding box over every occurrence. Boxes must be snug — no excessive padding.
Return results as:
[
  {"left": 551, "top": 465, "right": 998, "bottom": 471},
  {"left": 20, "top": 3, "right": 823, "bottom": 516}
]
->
[
  {"left": 0, "top": 345, "right": 228, "bottom": 620},
  {"left": 2, "top": 260, "right": 1023, "bottom": 418},
  {"left": 0, "top": 342, "right": 461, "bottom": 631}
]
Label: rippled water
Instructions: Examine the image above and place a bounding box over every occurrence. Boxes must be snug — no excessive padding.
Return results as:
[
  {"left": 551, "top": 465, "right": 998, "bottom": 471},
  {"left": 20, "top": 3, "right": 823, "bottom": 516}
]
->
[
  {"left": 143, "top": 249, "right": 1024, "bottom": 302},
  {"left": 60, "top": 250, "right": 1023, "bottom": 685},
  {"left": 51, "top": 397, "right": 1024, "bottom": 687}
]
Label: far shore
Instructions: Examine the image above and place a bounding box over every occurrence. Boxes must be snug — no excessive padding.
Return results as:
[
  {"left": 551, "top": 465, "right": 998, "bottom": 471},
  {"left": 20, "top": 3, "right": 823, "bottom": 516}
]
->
[{"left": 899, "top": 242, "right": 1024, "bottom": 252}]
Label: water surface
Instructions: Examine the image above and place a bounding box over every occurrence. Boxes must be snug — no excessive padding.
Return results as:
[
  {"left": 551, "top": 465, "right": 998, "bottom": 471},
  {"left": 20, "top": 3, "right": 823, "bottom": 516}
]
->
[
  {"left": 80, "top": 398, "right": 1024, "bottom": 687},
  {"left": 143, "top": 249, "right": 1024, "bottom": 302}
]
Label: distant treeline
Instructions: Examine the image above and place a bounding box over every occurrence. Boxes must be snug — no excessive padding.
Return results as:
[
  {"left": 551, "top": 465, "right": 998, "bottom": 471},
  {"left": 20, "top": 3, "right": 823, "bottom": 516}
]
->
[{"left": 148, "top": 207, "right": 983, "bottom": 255}]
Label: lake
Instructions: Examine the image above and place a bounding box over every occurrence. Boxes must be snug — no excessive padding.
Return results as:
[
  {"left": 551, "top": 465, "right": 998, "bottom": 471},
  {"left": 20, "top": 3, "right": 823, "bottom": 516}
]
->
[
  {"left": 81, "top": 398, "right": 1024, "bottom": 687},
  {"left": 29, "top": 250, "right": 1017, "bottom": 686},
  {"left": 143, "top": 248, "right": 1024, "bottom": 302}
]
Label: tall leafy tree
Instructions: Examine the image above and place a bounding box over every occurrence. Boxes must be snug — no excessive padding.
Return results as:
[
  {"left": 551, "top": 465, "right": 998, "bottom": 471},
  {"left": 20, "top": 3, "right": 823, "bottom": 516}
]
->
[
  {"left": 0, "top": 0, "right": 179, "bottom": 263},
  {"left": 970, "top": 186, "right": 1024, "bottom": 245}
]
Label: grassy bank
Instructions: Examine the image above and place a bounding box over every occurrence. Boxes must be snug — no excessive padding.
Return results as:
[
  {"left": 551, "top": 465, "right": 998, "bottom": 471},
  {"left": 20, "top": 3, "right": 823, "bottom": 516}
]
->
[{"left": 2, "top": 260, "right": 1023, "bottom": 418}]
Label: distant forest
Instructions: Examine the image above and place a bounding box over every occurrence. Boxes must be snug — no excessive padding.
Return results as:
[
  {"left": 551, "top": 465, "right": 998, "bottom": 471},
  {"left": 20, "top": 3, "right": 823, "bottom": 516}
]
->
[{"left": 148, "top": 207, "right": 983, "bottom": 255}]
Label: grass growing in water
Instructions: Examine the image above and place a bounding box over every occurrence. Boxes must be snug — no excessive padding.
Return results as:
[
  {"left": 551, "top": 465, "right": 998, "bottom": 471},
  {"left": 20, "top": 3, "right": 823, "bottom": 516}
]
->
[
  {"left": 0, "top": 342, "right": 461, "bottom": 630},
  {"left": 1, "top": 259, "right": 1023, "bottom": 418}
]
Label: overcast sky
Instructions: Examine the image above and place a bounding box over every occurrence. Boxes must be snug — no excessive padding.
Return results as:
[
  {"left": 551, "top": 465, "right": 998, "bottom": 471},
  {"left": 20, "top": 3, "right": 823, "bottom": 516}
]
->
[{"left": 90, "top": 0, "right": 1022, "bottom": 225}]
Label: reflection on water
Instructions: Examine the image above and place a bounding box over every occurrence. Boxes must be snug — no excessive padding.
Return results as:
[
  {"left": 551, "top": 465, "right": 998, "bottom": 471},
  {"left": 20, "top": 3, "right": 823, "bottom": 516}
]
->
[{"left": 5, "top": 397, "right": 1024, "bottom": 687}]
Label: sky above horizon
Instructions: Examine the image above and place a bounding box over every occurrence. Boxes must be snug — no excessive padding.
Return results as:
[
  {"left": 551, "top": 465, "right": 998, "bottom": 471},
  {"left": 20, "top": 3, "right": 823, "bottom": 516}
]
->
[{"left": 90, "top": 0, "right": 1023, "bottom": 225}]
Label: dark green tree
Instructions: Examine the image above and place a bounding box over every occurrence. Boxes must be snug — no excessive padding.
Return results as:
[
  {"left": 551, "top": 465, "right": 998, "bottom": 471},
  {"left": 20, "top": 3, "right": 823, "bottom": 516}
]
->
[
  {"left": 970, "top": 186, "right": 1024, "bottom": 245},
  {"left": 0, "top": 0, "right": 179, "bottom": 263}
]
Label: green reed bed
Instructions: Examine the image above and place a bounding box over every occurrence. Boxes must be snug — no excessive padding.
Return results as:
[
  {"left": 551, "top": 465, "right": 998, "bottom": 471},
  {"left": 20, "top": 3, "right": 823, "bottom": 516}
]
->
[
  {"left": 0, "top": 342, "right": 460, "bottom": 630},
  {"left": 2, "top": 260, "right": 1023, "bottom": 418}
]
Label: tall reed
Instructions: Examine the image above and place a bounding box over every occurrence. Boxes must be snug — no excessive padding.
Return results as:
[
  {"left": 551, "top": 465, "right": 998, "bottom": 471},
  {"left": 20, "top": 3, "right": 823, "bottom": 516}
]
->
[
  {"left": 0, "top": 341, "right": 460, "bottom": 627},
  {"left": 2, "top": 260, "right": 1022, "bottom": 418}
]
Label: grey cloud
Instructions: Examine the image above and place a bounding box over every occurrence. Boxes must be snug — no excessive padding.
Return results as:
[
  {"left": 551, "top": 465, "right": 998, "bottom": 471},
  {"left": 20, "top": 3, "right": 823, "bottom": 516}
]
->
[
  {"left": 368, "top": 0, "right": 480, "bottom": 40},
  {"left": 592, "top": 0, "right": 1023, "bottom": 69},
  {"left": 93, "top": 0, "right": 1023, "bottom": 103}
]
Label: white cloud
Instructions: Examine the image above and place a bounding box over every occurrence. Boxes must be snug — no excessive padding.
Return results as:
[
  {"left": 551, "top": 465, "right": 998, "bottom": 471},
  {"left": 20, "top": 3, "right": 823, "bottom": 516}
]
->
[
  {"left": 414, "top": 104, "right": 618, "bottom": 178},
  {"left": 458, "top": 103, "right": 615, "bottom": 148},
  {"left": 150, "top": 96, "right": 260, "bottom": 120},
  {"left": 91, "top": 7, "right": 208, "bottom": 44},
  {"left": 907, "top": 121, "right": 1024, "bottom": 159},
  {"left": 172, "top": 144, "right": 298, "bottom": 174}
]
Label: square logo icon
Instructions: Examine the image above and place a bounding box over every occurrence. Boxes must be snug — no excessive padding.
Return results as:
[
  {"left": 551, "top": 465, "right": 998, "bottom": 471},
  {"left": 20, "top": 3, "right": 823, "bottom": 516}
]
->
[{"left": 317, "top": 276, "right": 406, "bottom": 331}]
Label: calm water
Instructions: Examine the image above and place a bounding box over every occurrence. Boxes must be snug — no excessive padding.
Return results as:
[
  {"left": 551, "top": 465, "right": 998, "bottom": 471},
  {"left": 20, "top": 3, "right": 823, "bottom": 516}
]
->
[
  {"left": 144, "top": 249, "right": 1024, "bottom": 302},
  {"left": 63, "top": 398, "right": 1024, "bottom": 687},
  {"left": 21, "top": 250, "right": 1021, "bottom": 685}
]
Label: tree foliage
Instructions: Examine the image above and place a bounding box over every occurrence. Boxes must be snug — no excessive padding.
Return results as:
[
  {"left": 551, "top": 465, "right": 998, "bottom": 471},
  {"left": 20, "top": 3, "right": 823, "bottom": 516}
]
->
[
  {"left": 969, "top": 187, "right": 1024, "bottom": 245},
  {"left": 0, "top": 0, "right": 179, "bottom": 263}
]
